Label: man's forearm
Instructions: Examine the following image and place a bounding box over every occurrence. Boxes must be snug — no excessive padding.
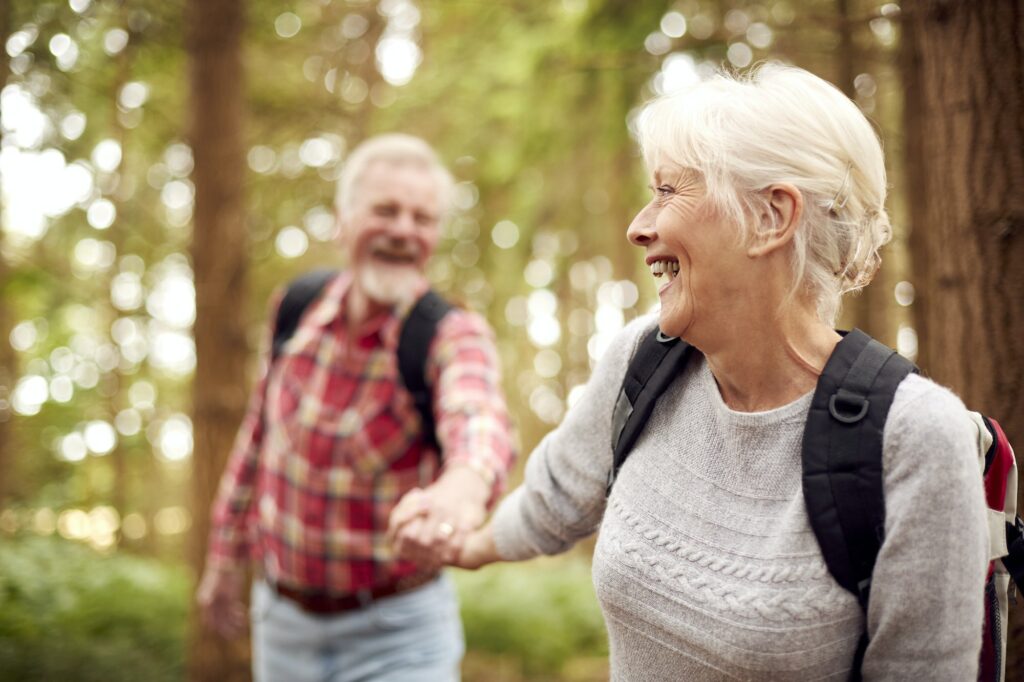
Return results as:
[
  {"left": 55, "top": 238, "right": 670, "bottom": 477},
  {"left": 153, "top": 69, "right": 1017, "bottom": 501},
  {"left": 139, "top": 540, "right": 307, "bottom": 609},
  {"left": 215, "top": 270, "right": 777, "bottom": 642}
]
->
[{"left": 430, "top": 463, "right": 490, "bottom": 508}]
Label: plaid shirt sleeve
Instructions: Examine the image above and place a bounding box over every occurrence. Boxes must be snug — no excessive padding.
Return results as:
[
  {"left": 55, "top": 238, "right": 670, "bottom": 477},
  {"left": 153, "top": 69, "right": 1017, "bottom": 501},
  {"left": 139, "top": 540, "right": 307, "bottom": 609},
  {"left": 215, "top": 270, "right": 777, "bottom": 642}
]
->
[
  {"left": 205, "top": 292, "right": 281, "bottom": 572},
  {"left": 429, "top": 309, "right": 516, "bottom": 505}
]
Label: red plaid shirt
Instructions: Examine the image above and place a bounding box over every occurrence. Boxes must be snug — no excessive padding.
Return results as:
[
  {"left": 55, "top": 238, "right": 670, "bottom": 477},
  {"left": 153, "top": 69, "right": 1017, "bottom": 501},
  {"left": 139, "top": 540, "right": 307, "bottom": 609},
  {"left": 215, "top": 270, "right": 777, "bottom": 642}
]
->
[{"left": 207, "top": 272, "right": 515, "bottom": 594}]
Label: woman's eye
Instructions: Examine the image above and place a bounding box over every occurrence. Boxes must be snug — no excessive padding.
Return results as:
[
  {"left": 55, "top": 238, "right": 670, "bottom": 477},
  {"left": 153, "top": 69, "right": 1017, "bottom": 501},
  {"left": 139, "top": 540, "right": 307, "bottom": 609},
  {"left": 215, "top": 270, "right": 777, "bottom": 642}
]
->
[{"left": 656, "top": 185, "right": 674, "bottom": 196}]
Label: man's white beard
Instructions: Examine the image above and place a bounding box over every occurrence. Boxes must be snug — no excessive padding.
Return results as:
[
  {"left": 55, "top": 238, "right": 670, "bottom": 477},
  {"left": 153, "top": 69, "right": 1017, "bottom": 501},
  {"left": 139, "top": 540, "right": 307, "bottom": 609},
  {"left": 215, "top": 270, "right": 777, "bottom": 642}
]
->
[{"left": 356, "top": 262, "right": 423, "bottom": 307}]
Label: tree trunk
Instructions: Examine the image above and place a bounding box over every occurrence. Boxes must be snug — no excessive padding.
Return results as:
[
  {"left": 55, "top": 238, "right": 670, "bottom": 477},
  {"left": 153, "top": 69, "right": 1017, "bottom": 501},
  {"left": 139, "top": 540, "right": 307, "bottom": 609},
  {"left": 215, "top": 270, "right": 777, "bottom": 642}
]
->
[
  {"left": 900, "top": 1, "right": 1024, "bottom": 677},
  {"left": 184, "top": 0, "right": 251, "bottom": 680}
]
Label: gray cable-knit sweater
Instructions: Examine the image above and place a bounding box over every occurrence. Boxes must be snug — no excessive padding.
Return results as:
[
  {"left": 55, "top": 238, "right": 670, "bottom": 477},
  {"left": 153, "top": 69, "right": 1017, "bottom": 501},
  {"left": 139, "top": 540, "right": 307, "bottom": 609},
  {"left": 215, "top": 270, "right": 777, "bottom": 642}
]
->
[{"left": 491, "top": 316, "right": 988, "bottom": 681}]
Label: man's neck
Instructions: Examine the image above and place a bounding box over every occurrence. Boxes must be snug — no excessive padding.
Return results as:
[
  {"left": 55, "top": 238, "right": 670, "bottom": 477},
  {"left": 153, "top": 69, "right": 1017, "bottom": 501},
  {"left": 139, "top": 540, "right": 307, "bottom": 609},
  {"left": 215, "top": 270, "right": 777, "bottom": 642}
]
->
[{"left": 345, "top": 283, "right": 391, "bottom": 332}]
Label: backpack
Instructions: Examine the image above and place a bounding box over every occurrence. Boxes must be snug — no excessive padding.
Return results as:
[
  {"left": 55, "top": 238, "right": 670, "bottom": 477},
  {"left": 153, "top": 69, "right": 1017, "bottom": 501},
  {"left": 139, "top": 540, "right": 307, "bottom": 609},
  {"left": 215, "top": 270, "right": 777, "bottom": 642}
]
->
[
  {"left": 271, "top": 269, "right": 453, "bottom": 451},
  {"left": 607, "top": 326, "right": 1024, "bottom": 682}
]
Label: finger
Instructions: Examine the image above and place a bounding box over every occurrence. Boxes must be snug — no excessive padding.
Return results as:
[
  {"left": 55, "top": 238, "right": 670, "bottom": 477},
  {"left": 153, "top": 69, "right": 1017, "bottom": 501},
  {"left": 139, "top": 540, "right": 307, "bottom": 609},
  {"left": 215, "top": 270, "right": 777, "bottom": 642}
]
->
[
  {"left": 387, "top": 490, "right": 431, "bottom": 541},
  {"left": 414, "top": 513, "right": 440, "bottom": 548},
  {"left": 204, "top": 602, "right": 232, "bottom": 637},
  {"left": 439, "top": 531, "right": 466, "bottom": 564},
  {"left": 392, "top": 517, "right": 428, "bottom": 560},
  {"left": 422, "top": 521, "right": 462, "bottom": 565},
  {"left": 388, "top": 492, "right": 417, "bottom": 531},
  {"left": 387, "top": 508, "right": 418, "bottom": 545},
  {"left": 226, "top": 603, "right": 247, "bottom": 637},
  {"left": 410, "top": 524, "right": 449, "bottom": 567}
]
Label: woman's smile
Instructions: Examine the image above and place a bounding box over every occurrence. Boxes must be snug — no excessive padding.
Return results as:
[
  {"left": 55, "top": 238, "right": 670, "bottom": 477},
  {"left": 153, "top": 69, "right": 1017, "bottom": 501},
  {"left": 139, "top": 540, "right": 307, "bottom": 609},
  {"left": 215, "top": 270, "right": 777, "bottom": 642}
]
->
[{"left": 649, "top": 257, "right": 681, "bottom": 294}]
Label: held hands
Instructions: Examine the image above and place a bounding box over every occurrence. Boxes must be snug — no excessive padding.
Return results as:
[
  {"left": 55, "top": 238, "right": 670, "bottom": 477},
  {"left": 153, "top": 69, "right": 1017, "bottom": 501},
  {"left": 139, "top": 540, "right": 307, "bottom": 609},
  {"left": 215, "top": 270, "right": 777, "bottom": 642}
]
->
[
  {"left": 450, "top": 524, "right": 498, "bottom": 570},
  {"left": 195, "top": 563, "right": 246, "bottom": 639},
  {"left": 387, "top": 465, "right": 491, "bottom": 570}
]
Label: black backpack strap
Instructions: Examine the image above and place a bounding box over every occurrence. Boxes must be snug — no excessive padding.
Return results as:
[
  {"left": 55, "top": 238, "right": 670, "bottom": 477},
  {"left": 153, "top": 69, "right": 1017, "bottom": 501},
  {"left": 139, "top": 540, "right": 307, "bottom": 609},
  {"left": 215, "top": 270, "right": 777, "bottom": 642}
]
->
[
  {"left": 1005, "top": 517, "right": 1024, "bottom": 592},
  {"left": 607, "top": 328, "right": 693, "bottom": 494},
  {"left": 802, "top": 328, "right": 917, "bottom": 611},
  {"left": 272, "top": 269, "right": 337, "bottom": 361},
  {"left": 397, "top": 290, "right": 453, "bottom": 454}
]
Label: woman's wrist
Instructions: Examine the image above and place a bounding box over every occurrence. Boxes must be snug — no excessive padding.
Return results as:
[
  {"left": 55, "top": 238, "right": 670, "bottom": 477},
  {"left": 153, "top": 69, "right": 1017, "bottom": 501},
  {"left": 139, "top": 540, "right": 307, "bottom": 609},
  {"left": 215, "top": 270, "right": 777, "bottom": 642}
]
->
[{"left": 457, "top": 523, "right": 501, "bottom": 570}]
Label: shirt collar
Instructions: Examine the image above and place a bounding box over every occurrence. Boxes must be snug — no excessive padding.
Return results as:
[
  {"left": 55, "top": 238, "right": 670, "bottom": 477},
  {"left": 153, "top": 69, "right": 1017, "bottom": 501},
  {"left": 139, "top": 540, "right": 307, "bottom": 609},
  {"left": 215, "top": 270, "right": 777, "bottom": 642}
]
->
[{"left": 303, "top": 271, "right": 428, "bottom": 350}]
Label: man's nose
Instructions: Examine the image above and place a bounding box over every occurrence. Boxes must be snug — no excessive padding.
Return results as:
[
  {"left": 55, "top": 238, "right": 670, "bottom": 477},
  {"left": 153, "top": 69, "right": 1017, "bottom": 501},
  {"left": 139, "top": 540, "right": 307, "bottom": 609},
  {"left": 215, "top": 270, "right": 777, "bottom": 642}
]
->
[{"left": 389, "top": 211, "right": 416, "bottom": 238}]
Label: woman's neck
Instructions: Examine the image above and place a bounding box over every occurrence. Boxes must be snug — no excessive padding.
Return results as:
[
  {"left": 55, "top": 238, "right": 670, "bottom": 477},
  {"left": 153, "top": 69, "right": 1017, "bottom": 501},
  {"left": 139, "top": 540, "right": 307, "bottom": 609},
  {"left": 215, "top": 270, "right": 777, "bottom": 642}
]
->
[{"left": 699, "top": 306, "right": 840, "bottom": 413}]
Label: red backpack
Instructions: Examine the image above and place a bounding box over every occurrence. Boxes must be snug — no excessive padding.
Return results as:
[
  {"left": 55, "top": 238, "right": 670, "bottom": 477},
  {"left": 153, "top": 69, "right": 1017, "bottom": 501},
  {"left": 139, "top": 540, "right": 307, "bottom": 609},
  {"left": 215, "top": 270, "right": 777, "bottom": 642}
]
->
[{"left": 977, "top": 415, "right": 1020, "bottom": 682}]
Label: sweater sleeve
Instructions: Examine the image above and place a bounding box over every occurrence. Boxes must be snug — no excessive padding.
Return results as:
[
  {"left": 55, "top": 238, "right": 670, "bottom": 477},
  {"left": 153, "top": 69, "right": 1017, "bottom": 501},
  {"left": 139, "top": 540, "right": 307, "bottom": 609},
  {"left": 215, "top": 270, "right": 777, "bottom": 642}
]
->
[
  {"left": 489, "top": 315, "right": 656, "bottom": 561},
  {"left": 863, "top": 374, "right": 988, "bottom": 680}
]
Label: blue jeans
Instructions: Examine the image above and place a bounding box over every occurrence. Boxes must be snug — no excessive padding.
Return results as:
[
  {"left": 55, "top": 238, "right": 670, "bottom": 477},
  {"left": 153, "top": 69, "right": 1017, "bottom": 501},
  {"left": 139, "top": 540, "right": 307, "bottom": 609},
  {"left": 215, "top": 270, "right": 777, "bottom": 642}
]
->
[{"left": 250, "top": 575, "right": 464, "bottom": 682}]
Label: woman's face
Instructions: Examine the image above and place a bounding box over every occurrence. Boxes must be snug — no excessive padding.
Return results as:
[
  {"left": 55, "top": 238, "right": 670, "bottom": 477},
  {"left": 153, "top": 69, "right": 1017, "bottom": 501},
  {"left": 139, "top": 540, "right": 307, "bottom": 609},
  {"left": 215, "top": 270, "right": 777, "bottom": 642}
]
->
[{"left": 627, "top": 160, "right": 751, "bottom": 341}]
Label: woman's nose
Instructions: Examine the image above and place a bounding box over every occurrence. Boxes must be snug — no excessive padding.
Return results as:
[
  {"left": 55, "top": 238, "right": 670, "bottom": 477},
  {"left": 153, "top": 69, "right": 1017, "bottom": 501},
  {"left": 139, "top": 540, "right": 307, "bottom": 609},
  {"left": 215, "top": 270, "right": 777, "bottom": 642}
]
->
[{"left": 627, "top": 205, "right": 656, "bottom": 246}]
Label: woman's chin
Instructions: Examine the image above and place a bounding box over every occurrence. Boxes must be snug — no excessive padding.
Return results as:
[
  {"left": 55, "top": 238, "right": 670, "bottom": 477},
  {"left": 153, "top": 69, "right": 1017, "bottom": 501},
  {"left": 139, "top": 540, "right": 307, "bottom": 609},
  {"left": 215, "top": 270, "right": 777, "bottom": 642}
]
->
[{"left": 657, "top": 306, "right": 691, "bottom": 340}]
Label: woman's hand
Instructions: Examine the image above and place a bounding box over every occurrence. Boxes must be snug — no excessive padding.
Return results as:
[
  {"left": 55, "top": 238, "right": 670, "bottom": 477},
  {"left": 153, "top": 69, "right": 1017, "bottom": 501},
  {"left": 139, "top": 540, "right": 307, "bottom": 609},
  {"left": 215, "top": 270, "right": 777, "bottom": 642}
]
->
[{"left": 450, "top": 524, "right": 500, "bottom": 570}]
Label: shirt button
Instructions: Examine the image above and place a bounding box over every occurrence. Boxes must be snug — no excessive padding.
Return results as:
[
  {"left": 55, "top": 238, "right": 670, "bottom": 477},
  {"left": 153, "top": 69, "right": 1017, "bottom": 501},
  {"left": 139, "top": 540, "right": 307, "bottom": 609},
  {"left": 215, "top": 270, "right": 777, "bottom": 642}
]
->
[{"left": 338, "top": 408, "right": 362, "bottom": 437}]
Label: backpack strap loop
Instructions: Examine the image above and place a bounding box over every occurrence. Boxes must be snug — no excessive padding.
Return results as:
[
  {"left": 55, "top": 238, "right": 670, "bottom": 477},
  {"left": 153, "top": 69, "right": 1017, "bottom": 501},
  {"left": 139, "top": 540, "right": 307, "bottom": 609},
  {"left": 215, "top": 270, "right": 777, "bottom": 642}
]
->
[
  {"left": 829, "top": 389, "right": 870, "bottom": 424},
  {"left": 655, "top": 330, "right": 676, "bottom": 343}
]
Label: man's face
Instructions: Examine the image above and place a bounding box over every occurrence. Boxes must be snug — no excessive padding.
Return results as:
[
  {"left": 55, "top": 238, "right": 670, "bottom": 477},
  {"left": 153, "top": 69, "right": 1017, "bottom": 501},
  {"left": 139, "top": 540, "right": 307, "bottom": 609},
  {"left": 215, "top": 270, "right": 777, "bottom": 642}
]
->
[{"left": 340, "top": 160, "right": 442, "bottom": 307}]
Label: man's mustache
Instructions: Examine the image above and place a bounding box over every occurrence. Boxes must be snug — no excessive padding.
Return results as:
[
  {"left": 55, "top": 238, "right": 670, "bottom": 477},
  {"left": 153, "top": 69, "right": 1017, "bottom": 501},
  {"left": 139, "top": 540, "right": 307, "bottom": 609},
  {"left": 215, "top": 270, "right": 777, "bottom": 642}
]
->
[{"left": 368, "top": 236, "right": 421, "bottom": 261}]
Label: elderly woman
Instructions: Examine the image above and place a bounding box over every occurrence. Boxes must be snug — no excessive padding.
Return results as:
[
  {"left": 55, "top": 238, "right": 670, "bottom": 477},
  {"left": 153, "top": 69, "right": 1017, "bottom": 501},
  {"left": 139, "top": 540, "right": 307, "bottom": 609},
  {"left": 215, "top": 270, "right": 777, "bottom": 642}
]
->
[{"left": 393, "top": 64, "right": 988, "bottom": 680}]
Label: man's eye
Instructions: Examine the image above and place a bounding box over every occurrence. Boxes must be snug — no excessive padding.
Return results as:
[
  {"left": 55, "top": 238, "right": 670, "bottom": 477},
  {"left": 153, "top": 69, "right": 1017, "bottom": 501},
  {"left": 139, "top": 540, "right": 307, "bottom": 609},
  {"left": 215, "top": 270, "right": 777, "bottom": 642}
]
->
[{"left": 656, "top": 185, "right": 674, "bottom": 196}]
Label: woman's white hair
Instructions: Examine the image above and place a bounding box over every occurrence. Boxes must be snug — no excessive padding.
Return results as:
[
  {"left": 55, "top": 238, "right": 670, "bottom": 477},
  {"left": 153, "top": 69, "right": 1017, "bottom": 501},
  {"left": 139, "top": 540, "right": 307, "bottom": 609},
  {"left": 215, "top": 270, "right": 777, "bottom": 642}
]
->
[
  {"left": 636, "top": 62, "right": 891, "bottom": 324},
  {"left": 335, "top": 133, "right": 455, "bottom": 217}
]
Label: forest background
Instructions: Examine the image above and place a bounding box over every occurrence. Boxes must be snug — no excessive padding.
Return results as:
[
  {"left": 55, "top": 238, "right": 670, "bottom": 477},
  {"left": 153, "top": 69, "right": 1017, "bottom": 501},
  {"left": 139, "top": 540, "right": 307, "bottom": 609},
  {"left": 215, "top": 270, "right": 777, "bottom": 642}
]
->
[{"left": 0, "top": 0, "right": 1021, "bottom": 680}]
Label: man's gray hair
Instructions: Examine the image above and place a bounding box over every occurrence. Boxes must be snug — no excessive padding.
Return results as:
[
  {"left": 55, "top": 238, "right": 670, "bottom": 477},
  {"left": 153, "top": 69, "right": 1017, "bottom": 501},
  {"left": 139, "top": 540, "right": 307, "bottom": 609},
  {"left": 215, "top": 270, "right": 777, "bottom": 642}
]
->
[
  {"left": 636, "top": 63, "right": 891, "bottom": 325},
  {"left": 335, "top": 133, "right": 455, "bottom": 217}
]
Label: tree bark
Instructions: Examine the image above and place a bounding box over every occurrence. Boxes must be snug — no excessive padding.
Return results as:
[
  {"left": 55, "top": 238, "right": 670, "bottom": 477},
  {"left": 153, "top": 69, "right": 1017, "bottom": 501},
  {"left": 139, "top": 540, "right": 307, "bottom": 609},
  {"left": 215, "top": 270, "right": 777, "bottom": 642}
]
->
[
  {"left": 901, "top": 1, "right": 1024, "bottom": 677},
  {"left": 185, "top": 0, "right": 251, "bottom": 680}
]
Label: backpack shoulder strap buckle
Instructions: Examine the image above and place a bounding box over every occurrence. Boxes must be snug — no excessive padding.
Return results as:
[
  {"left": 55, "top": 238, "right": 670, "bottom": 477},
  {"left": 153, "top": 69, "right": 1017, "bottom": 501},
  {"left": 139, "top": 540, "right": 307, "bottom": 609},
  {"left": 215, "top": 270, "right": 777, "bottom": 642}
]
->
[{"left": 829, "top": 389, "right": 870, "bottom": 424}]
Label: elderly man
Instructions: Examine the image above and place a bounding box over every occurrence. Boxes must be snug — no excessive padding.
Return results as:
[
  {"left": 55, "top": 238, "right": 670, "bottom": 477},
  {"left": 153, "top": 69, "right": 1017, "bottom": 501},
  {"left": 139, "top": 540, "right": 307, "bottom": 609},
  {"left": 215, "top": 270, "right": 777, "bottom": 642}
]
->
[{"left": 196, "top": 134, "right": 515, "bottom": 682}]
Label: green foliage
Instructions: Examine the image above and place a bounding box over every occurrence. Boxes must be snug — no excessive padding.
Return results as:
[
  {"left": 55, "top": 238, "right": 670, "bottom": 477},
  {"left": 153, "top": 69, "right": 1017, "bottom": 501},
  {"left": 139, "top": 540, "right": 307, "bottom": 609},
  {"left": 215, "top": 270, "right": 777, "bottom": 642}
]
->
[
  {"left": 0, "top": 537, "right": 605, "bottom": 681},
  {"left": 0, "top": 535, "right": 187, "bottom": 682},
  {"left": 455, "top": 557, "right": 608, "bottom": 676}
]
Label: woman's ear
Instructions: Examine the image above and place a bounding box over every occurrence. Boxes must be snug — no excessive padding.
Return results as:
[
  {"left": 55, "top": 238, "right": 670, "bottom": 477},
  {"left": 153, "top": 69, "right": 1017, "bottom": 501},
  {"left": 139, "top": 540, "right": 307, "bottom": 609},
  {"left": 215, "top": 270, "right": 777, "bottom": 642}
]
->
[{"left": 747, "top": 183, "right": 803, "bottom": 258}]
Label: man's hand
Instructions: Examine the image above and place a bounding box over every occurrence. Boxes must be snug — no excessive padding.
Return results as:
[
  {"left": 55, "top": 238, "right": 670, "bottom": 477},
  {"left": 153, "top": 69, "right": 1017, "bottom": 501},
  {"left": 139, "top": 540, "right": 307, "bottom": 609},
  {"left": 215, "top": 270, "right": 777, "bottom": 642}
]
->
[
  {"left": 388, "top": 465, "right": 490, "bottom": 569},
  {"left": 195, "top": 563, "right": 246, "bottom": 639}
]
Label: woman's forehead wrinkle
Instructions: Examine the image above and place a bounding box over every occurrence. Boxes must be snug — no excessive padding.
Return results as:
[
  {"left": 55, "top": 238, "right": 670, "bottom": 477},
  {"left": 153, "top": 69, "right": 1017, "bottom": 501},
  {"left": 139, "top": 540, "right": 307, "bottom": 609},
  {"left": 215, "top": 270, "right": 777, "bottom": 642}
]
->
[{"left": 653, "top": 163, "right": 701, "bottom": 188}]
